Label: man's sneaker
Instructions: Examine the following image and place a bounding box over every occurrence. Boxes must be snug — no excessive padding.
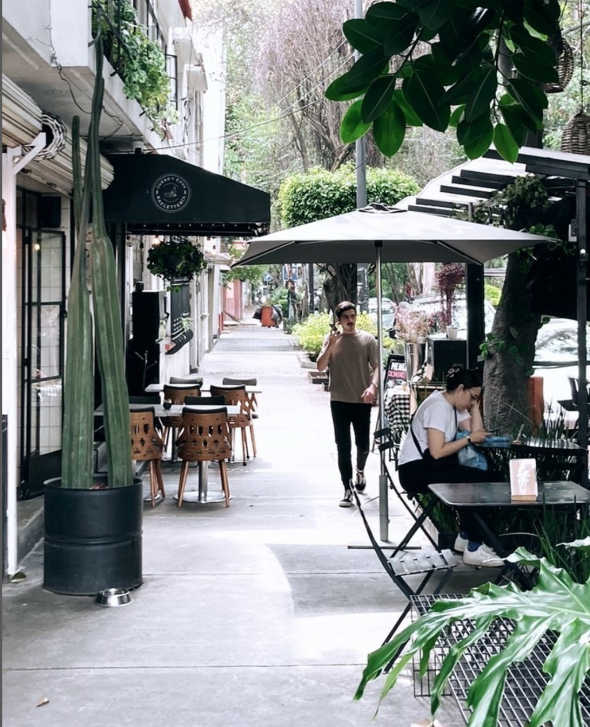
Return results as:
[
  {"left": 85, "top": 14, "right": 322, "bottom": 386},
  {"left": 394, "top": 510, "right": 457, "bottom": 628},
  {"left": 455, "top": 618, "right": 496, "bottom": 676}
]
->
[
  {"left": 453, "top": 533, "right": 468, "bottom": 553},
  {"left": 339, "top": 488, "right": 353, "bottom": 508},
  {"left": 463, "top": 543, "right": 505, "bottom": 568},
  {"left": 355, "top": 469, "right": 367, "bottom": 493}
]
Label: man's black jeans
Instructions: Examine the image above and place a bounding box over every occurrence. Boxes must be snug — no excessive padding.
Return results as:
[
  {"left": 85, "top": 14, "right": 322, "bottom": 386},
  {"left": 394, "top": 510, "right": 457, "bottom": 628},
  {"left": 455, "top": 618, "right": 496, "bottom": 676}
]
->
[{"left": 330, "top": 401, "right": 372, "bottom": 488}]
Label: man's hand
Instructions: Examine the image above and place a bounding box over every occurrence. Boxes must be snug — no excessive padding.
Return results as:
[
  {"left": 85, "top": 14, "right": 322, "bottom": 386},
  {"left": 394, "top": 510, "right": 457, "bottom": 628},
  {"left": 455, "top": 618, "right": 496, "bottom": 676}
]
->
[{"left": 361, "top": 383, "right": 377, "bottom": 404}]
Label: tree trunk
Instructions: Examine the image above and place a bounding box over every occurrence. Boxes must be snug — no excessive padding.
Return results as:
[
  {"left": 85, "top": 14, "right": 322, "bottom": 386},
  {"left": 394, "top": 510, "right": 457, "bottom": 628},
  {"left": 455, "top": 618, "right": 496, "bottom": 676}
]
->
[
  {"left": 322, "top": 263, "right": 357, "bottom": 312},
  {"left": 483, "top": 254, "right": 542, "bottom": 433}
]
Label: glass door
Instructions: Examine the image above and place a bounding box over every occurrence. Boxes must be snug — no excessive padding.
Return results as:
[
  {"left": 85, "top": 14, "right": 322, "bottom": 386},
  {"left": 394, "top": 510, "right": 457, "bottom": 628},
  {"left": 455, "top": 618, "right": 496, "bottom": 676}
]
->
[{"left": 19, "top": 228, "right": 66, "bottom": 499}]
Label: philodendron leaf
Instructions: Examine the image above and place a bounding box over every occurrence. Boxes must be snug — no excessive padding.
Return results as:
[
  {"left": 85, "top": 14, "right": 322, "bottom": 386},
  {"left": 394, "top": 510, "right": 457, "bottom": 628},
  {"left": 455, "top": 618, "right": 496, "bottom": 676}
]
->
[
  {"left": 561, "top": 537, "right": 590, "bottom": 552},
  {"left": 354, "top": 547, "right": 590, "bottom": 727},
  {"left": 343, "top": 19, "right": 387, "bottom": 54},
  {"left": 493, "top": 123, "right": 519, "bottom": 163},
  {"left": 403, "top": 69, "right": 449, "bottom": 131},
  {"left": 361, "top": 76, "right": 397, "bottom": 123},
  {"left": 340, "top": 100, "right": 372, "bottom": 143},
  {"left": 373, "top": 100, "right": 406, "bottom": 156}
]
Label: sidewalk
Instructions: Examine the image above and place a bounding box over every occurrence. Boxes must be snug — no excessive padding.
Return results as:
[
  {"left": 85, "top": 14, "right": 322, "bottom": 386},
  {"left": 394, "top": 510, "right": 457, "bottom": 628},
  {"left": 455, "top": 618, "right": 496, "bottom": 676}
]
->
[{"left": 2, "top": 320, "right": 480, "bottom": 727}]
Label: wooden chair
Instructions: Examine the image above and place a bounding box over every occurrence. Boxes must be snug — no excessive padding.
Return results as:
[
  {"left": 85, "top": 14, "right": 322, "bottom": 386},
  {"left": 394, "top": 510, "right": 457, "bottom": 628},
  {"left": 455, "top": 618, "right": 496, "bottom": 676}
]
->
[
  {"left": 130, "top": 407, "right": 165, "bottom": 506},
  {"left": 169, "top": 375, "right": 203, "bottom": 385},
  {"left": 130, "top": 395, "right": 163, "bottom": 433},
  {"left": 185, "top": 395, "right": 226, "bottom": 407},
  {"left": 162, "top": 384, "right": 202, "bottom": 452},
  {"left": 210, "top": 384, "right": 257, "bottom": 465},
  {"left": 222, "top": 377, "right": 259, "bottom": 418},
  {"left": 176, "top": 407, "right": 232, "bottom": 507}
]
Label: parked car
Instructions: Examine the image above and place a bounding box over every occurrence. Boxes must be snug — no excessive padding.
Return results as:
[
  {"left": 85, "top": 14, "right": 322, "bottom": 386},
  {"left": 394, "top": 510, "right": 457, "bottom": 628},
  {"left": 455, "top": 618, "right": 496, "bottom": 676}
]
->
[
  {"left": 368, "top": 296, "right": 396, "bottom": 329},
  {"left": 533, "top": 318, "right": 590, "bottom": 427}
]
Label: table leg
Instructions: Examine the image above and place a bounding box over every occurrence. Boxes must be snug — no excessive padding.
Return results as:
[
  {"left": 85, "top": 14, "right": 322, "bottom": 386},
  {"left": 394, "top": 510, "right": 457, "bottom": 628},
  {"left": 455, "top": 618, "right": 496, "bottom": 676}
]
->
[{"left": 173, "top": 461, "right": 229, "bottom": 504}]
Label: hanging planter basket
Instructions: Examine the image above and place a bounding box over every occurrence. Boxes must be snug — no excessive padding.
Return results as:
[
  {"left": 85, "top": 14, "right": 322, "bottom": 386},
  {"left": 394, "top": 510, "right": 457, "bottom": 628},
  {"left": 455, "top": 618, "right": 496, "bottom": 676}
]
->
[
  {"left": 543, "top": 39, "right": 574, "bottom": 94},
  {"left": 560, "top": 111, "right": 590, "bottom": 155},
  {"left": 146, "top": 237, "right": 206, "bottom": 284}
]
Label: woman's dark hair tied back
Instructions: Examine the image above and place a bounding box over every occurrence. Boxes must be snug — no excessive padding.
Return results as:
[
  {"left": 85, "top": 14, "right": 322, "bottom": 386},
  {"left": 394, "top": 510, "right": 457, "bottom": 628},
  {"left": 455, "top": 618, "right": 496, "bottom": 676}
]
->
[{"left": 446, "top": 363, "right": 482, "bottom": 391}]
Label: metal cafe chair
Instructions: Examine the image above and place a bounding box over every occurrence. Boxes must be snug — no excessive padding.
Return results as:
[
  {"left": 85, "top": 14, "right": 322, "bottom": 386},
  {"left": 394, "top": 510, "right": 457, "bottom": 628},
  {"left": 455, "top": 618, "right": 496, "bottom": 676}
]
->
[
  {"left": 130, "top": 407, "right": 165, "bottom": 506},
  {"left": 210, "top": 384, "right": 257, "bottom": 465},
  {"left": 176, "top": 407, "right": 232, "bottom": 507}
]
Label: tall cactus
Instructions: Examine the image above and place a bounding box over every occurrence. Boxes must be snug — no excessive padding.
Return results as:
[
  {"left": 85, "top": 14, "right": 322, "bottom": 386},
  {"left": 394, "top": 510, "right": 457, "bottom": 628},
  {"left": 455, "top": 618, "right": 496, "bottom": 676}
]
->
[{"left": 62, "top": 36, "right": 133, "bottom": 488}]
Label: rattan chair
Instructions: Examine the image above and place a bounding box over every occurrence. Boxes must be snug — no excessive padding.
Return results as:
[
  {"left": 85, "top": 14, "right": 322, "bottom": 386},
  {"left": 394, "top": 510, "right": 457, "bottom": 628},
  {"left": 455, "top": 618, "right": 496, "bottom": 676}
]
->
[
  {"left": 210, "top": 384, "right": 257, "bottom": 465},
  {"left": 176, "top": 407, "right": 232, "bottom": 507},
  {"left": 162, "top": 384, "right": 202, "bottom": 452},
  {"left": 130, "top": 407, "right": 165, "bottom": 506}
]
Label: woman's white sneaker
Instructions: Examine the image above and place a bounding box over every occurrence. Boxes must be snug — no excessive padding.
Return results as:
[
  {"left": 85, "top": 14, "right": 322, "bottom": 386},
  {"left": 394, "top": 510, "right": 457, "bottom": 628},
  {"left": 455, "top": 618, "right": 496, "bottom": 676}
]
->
[{"left": 463, "top": 543, "right": 505, "bottom": 568}]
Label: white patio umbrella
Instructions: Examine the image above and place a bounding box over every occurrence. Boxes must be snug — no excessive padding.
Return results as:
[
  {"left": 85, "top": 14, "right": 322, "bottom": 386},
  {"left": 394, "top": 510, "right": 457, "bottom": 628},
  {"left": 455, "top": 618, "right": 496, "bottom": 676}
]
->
[{"left": 235, "top": 203, "right": 554, "bottom": 540}]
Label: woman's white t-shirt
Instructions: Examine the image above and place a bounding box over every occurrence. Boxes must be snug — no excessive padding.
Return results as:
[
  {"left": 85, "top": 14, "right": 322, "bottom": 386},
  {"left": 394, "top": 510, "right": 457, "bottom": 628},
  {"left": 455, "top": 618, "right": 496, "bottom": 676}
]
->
[{"left": 398, "top": 390, "right": 469, "bottom": 466}]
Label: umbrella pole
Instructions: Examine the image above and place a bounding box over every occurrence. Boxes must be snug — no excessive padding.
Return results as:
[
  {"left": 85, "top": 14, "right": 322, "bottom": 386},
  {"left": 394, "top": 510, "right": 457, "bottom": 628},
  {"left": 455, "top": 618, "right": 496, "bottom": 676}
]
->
[{"left": 375, "top": 242, "right": 389, "bottom": 541}]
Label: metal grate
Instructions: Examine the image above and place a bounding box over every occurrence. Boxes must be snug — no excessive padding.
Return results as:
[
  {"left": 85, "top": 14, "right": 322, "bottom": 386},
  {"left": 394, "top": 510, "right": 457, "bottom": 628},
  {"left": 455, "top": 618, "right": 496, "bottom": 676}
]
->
[{"left": 411, "top": 595, "right": 590, "bottom": 726}]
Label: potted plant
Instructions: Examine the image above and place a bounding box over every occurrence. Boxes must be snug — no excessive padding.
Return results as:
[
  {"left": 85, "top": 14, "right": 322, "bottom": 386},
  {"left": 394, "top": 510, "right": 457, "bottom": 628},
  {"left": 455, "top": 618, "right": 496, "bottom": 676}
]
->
[
  {"left": 43, "top": 37, "right": 142, "bottom": 596},
  {"left": 354, "top": 540, "right": 590, "bottom": 727},
  {"left": 393, "top": 306, "right": 430, "bottom": 381},
  {"left": 147, "top": 236, "right": 206, "bottom": 286}
]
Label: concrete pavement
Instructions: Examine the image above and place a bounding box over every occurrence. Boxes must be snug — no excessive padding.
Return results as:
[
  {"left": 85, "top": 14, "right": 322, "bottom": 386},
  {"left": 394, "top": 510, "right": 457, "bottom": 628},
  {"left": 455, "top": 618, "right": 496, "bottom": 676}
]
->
[{"left": 2, "top": 318, "right": 484, "bottom": 727}]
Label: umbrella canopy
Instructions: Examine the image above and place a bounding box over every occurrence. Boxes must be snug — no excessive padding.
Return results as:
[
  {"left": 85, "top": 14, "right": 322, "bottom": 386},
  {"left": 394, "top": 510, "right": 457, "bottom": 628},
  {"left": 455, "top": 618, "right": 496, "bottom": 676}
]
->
[
  {"left": 235, "top": 204, "right": 551, "bottom": 266},
  {"left": 235, "top": 203, "right": 554, "bottom": 540}
]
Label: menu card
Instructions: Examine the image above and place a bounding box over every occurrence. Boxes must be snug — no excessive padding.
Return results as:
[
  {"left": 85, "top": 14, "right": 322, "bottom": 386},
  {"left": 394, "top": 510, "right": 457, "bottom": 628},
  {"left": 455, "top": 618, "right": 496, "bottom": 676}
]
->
[{"left": 509, "top": 458, "right": 538, "bottom": 501}]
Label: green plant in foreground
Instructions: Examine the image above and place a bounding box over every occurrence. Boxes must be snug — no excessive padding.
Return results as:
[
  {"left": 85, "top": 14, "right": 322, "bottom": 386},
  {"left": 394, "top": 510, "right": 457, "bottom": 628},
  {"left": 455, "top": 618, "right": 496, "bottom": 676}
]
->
[
  {"left": 62, "top": 36, "right": 133, "bottom": 489},
  {"left": 355, "top": 540, "right": 590, "bottom": 727}
]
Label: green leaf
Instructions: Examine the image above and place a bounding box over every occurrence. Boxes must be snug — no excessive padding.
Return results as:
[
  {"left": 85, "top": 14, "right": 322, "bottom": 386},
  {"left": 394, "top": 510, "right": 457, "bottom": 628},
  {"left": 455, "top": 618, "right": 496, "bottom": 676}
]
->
[
  {"left": 393, "top": 89, "right": 423, "bottom": 126},
  {"left": 366, "top": 2, "right": 411, "bottom": 24},
  {"left": 402, "top": 69, "right": 449, "bottom": 131},
  {"left": 523, "top": 0, "right": 561, "bottom": 37},
  {"left": 373, "top": 100, "right": 406, "bottom": 156},
  {"left": 383, "top": 12, "right": 419, "bottom": 55},
  {"left": 509, "top": 25, "right": 558, "bottom": 66},
  {"left": 343, "top": 19, "right": 387, "bottom": 54},
  {"left": 465, "top": 63, "right": 497, "bottom": 121},
  {"left": 506, "top": 78, "right": 548, "bottom": 126},
  {"left": 325, "top": 74, "right": 370, "bottom": 102},
  {"left": 417, "top": 0, "right": 451, "bottom": 31},
  {"left": 493, "top": 123, "right": 519, "bottom": 163},
  {"left": 459, "top": 112, "right": 493, "bottom": 158},
  {"left": 512, "top": 53, "right": 559, "bottom": 84},
  {"left": 361, "top": 76, "right": 397, "bottom": 123},
  {"left": 354, "top": 548, "right": 590, "bottom": 727},
  {"left": 340, "top": 100, "right": 372, "bottom": 143},
  {"left": 449, "top": 104, "right": 465, "bottom": 127},
  {"left": 346, "top": 46, "right": 390, "bottom": 87}
]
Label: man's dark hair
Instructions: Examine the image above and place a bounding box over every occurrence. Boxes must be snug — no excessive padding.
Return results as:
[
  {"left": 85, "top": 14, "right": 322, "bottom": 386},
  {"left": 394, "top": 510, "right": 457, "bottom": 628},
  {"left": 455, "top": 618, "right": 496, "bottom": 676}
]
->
[{"left": 334, "top": 301, "right": 356, "bottom": 320}]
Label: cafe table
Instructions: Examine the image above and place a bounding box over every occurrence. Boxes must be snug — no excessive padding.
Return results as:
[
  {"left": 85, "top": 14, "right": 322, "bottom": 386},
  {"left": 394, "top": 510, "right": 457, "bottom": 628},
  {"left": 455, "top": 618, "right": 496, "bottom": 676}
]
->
[{"left": 428, "top": 480, "right": 590, "bottom": 586}]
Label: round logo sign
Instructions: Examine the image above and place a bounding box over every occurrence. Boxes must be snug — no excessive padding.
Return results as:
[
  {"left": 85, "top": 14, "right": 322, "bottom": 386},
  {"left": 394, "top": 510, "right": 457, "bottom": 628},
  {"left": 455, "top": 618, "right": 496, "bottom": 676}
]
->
[{"left": 151, "top": 174, "right": 191, "bottom": 213}]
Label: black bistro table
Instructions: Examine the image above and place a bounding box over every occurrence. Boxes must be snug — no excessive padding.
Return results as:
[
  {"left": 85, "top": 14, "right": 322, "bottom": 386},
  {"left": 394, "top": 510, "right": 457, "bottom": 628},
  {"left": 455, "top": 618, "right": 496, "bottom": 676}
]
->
[{"left": 428, "top": 480, "right": 590, "bottom": 586}]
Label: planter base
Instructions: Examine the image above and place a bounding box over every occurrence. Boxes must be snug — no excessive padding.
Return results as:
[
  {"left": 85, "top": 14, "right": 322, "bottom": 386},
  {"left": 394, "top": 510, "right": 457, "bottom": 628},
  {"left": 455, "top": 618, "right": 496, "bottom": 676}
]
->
[{"left": 43, "top": 477, "right": 143, "bottom": 596}]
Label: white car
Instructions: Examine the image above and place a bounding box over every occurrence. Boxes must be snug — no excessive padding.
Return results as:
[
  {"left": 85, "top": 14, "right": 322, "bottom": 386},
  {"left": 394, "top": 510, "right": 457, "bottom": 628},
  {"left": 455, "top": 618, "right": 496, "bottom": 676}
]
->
[{"left": 533, "top": 318, "right": 590, "bottom": 427}]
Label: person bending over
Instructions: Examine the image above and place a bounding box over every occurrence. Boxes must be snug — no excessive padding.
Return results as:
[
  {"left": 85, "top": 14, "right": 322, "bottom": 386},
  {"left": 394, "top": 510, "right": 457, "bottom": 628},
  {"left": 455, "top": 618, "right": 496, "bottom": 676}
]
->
[
  {"left": 317, "top": 301, "right": 379, "bottom": 507},
  {"left": 397, "top": 364, "right": 504, "bottom": 568}
]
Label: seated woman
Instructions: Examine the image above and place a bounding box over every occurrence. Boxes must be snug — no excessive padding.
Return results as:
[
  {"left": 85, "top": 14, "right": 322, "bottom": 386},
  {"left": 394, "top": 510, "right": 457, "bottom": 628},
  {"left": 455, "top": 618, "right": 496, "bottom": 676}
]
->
[{"left": 397, "top": 364, "right": 503, "bottom": 568}]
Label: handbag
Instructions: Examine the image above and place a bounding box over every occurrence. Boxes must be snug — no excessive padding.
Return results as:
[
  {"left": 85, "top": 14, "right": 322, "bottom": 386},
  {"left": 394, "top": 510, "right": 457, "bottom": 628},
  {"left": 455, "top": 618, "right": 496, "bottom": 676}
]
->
[{"left": 455, "top": 430, "right": 489, "bottom": 471}]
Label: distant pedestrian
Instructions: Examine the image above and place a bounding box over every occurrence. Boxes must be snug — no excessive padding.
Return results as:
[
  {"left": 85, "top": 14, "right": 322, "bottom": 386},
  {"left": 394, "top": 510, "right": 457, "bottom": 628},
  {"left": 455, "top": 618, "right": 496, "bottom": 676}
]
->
[{"left": 317, "top": 301, "right": 379, "bottom": 507}]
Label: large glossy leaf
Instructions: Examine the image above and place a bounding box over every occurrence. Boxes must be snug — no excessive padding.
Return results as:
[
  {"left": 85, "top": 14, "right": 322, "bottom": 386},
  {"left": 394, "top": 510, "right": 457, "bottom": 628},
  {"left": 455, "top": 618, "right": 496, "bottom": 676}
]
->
[
  {"left": 346, "top": 46, "right": 390, "bottom": 87},
  {"left": 383, "top": 12, "right": 419, "bottom": 56},
  {"left": 361, "top": 76, "right": 397, "bottom": 123},
  {"left": 366, "top": 1, "right": 411, "bottom": 24},
  {"left": 354, "top": 547, "right": 590, "bottom": 727},
  {"left": 465, "top": 63, "right": 496, "bottom": 121},
  {"left": 493, "top": 123, "right": 519, "bottom": 163},
  {"left": 403, "top": 69, "right": 449, "bottom": 131},
  {"left": 340, "top": 100, "right": 372, "bottom": 143},
  {"left": 509, "top": 25, "right": 558, "bottom": 66},
  {"left": 449, "top": 104, "right": 465, "bottom": 128},
  {"left": 513, "top": 53, "right": 559, "bottom": 84},
  {"left": 523, "top": 0, "right": 561, "bottom": 37},
  {"left": 343, "top": 19, "right": 387, "bottom": 54},
  {"left": 392, "top": 89, "right": 423, "bottom": 126},
  {"left": 506, "top": 78, "right": 547, "bottom": 127},
  {"left": 461, "top": 113, "right": 493, "bottom": 158},
  {"left": 373, "top": 100, "right": 406, "bottom": 156},
  {"left": 499, "top": 97, "right": 537, "bottom": 135},
  {"left": 417, "top": 0, "right": 451, "bottom": 31},
  {"left": 325, "top": 75, "right": 367, "bottom": 102}
]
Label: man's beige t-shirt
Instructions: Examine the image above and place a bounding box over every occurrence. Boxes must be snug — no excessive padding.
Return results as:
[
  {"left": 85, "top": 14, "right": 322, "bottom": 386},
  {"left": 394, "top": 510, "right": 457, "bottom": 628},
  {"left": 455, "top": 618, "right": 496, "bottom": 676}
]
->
[{"left": 320, "top": 331, "right": 379, "bottom": 404}]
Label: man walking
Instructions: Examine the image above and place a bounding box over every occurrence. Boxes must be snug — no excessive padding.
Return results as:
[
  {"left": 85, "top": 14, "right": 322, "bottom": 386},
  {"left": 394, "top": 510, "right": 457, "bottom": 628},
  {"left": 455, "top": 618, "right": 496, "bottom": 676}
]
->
[{"left": 317, "top": 301, "right": 379, "bottom": 507}]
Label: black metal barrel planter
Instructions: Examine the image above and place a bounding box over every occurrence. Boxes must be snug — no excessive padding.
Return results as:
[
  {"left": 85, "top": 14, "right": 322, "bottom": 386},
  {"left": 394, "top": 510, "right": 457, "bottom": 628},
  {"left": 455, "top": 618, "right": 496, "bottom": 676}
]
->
[{"left": 43, "top": 477, "right": 143, "bottom": 596}]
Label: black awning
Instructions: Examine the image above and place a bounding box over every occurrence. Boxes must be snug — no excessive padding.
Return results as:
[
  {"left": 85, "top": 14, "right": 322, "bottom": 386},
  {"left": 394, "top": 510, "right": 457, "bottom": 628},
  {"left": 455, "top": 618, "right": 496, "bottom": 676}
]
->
[{"left": 103, "top": 153, "right": 271, "bottom": 237}]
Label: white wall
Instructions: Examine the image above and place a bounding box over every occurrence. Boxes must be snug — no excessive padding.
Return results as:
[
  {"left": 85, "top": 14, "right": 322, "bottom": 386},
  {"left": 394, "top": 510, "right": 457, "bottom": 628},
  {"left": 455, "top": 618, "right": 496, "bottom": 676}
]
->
[{"left": 196, "top": 26, "right": 226, "bottom": 175}]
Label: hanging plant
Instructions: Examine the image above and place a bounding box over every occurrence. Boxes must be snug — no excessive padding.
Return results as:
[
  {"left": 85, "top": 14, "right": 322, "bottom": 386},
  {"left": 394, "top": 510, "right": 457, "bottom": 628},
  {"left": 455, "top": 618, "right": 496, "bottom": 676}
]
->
[{"left": 146, "top": 238, "right": 206, "bottom": 283}]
